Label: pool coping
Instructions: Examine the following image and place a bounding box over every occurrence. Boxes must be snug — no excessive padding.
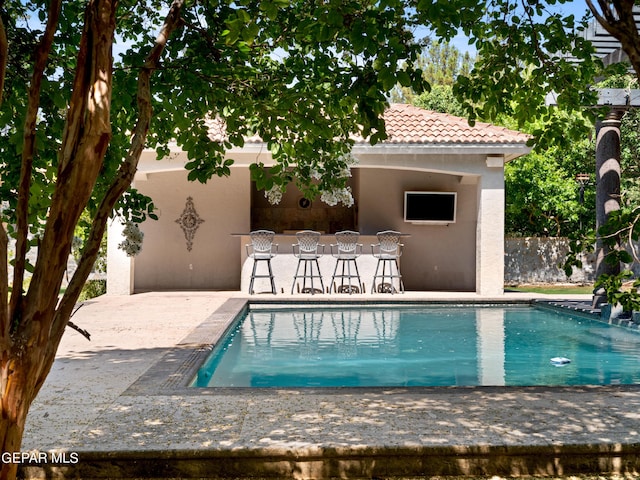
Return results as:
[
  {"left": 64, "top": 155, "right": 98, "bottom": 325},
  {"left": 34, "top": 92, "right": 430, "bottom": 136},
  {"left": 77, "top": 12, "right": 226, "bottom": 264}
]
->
[{"left": 124, "top": 296, "right": 637, "bottom": 397}]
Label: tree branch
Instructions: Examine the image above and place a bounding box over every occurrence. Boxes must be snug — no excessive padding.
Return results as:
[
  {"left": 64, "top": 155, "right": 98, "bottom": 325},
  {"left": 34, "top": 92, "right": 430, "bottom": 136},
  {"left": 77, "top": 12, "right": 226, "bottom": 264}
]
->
[
  {"left": 65, "top": 304, "right": 90, "bottom": 341},
  {"left": 66, "top": 321, "right": 91, "bottom": 341},
  {"left": 53, "top": 0, "right": 186, "bottom": 337},
  {"left": 586, "top": 0, "right": 640, "bottom": 78},
  {"left": 8, "top": 0, "right": 63, "bottom": 324},
  {"left": 0, "top": 14, "right": 8, "bottom": 337}
]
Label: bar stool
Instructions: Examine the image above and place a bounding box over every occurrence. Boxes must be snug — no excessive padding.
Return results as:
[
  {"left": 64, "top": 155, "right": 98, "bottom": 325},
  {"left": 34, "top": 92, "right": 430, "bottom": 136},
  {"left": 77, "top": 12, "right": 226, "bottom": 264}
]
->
[
  {"left": 371, "top": 230, "right": 404, "bottom": 294},
  {"left": 291, "top": 230, "right": 325, "bottom": 294},
  {"left": 330, "top": 230, "right": 363, "bottom": 293},
  {"left": 246, "top": 230, "right": 278, "bottom": 294}
]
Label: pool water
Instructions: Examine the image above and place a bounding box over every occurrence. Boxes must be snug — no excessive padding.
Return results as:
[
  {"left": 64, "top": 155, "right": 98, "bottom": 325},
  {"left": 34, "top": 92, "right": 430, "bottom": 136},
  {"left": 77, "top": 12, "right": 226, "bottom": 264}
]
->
[{"left": 192, "top": 305, "right": 640, "bottom": 388}]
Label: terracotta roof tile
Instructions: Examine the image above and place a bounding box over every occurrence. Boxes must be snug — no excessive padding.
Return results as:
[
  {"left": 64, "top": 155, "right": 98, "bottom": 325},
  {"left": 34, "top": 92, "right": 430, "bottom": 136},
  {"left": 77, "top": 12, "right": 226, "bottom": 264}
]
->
[
  {"left": 208, "top": 103, "right": 530, "bottom": 145},
  {"left": 371, "top": 104, "right": 530, "bottom": 145}
]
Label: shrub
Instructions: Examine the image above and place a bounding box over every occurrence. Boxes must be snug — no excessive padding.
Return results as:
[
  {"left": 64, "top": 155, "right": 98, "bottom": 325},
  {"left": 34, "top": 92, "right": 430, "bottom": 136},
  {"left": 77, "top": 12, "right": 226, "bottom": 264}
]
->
[{"left": 78, "top": 279, "right": 106, "bottom": 301}]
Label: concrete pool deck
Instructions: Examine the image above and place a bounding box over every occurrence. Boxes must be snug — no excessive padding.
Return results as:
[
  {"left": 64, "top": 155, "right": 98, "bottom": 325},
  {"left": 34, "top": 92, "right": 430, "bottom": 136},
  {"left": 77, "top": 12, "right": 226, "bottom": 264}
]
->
[{"left": 19, "top": 291, "right": 640, "bottom": 479}]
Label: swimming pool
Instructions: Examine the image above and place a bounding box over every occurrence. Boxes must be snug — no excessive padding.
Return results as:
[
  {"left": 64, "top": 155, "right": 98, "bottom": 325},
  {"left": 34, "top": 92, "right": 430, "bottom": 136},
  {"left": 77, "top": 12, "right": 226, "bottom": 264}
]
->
[{"left": 192, "top": 304, "right": 640, "bottom": 388}]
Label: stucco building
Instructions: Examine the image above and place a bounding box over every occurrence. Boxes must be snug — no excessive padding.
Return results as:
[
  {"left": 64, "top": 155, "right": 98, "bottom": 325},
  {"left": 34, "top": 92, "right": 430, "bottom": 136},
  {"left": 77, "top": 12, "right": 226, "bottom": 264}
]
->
[{"left": 107, "top": 104, "right": 530, "bottom": 295}]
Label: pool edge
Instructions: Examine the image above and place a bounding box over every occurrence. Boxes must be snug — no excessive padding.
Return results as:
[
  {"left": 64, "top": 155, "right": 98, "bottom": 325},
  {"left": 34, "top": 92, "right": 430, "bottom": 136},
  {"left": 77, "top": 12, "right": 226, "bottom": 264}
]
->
[{"left": 124, "top": 297, "right": 640, "bottom": 396}]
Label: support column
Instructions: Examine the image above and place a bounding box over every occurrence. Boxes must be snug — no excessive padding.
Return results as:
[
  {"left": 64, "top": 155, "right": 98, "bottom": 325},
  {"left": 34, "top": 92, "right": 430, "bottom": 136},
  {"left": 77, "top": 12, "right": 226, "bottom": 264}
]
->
[
  {"left": 106, "top": 218, "right": 135, "bottom": 295},
  {"left": 476, "top": 168, "right": 505, "bottom": 296},
  {"left": 592, "top": 109, "right": 624, "bottom": 308}
]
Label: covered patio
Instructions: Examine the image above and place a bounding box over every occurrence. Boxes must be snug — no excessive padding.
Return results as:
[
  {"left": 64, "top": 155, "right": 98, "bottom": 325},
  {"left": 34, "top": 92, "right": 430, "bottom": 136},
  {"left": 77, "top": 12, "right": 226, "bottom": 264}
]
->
[{"left": 106, "top": 104, "right": 530, "bottom": 296}]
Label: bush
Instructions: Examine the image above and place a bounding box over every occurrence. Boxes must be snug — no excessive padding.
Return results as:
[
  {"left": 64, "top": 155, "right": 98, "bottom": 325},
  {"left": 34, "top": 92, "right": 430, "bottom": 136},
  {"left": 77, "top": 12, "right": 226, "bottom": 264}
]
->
[{"left": 78, "top": 279, "right": 106, "bottom": 301}]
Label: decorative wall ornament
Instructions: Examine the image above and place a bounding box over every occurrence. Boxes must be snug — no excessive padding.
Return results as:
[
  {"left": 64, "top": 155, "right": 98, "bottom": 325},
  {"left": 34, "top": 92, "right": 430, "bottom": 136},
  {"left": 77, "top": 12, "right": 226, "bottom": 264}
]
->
[{"left": 175, "top": 196, "right": 204, "bottom": 252}]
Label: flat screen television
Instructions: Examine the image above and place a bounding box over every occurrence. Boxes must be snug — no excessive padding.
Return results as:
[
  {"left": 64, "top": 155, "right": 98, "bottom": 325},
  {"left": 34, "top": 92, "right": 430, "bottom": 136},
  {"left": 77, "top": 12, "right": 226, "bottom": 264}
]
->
[{"left": 404, "top": 191, "right": 457, "bottom": 224}]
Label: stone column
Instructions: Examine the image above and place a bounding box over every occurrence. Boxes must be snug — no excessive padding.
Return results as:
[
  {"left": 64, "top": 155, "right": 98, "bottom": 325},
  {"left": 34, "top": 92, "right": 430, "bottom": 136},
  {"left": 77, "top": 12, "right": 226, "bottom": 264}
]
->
[{"left": 592, "top": 108, "right": 624, "bottom": 308}]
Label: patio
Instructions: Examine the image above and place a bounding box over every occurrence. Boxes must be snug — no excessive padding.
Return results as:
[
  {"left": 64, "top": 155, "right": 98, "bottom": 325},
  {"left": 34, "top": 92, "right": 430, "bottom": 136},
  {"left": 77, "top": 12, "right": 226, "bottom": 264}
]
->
[{"left": 19, "top": 291, "right": 640, "bottom": 479}]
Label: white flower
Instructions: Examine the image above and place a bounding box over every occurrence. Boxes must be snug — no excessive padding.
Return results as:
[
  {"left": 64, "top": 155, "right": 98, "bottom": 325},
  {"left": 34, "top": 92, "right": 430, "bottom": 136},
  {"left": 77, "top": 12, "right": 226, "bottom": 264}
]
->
[
  {"left": 339, "top": 153, "right": 358, "bottom": 166},
  {"left": 264, "top": 185, "right": 283, "bottom": 205},
  {"left": 321, "top": 186, "right": 354, "bottom": 207},
  {"left": 118, "top": 221, "right": 144, "bottom": 257},
  {"left": 310, "top": 168, "right": 322, "bottom": 180},
  {"left": 337, "top": 167, "right": 351, "bottom": 178}
]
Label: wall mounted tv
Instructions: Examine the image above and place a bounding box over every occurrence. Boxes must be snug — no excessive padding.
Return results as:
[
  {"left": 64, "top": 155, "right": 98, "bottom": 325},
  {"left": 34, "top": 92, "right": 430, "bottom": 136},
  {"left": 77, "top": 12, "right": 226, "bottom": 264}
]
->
[{"left": 404, "top": 191, "right": 457, "bottom": 224}]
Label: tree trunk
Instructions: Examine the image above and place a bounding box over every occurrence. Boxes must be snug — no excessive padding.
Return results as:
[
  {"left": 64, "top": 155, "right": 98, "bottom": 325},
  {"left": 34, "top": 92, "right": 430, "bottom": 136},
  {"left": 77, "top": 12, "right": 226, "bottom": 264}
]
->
[
  {"left": 587, "top": 0, "right": 640, "bottom": 80},
  {"left": 0, "top": 341, "right": 51, "bottom": 480},
  {"left": 0, "top": 2, "right": 186, "bottom": 478},
  {"left": 0, "top": 1, "right": 117, "bottom": 479}
]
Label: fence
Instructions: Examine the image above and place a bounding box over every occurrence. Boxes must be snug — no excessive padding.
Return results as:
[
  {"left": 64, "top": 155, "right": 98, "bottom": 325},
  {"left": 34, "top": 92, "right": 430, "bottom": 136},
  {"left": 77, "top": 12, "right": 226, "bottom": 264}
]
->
[{"left": 504, "top": 237, "right": 595, "bottom": 285}]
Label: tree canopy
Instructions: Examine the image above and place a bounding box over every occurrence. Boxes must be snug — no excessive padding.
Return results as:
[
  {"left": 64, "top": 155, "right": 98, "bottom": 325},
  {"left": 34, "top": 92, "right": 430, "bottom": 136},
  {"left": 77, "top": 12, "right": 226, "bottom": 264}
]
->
[
  {"left": 3, "top": 0, "right": 640, "bottom": 477},
  {"left": 0, "top": 1, "right": 430, "bottom": 476}
]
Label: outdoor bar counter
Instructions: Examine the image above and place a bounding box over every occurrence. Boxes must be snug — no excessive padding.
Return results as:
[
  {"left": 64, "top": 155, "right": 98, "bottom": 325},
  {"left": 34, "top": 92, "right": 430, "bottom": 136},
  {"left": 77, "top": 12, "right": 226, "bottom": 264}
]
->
[{"left": 234, "top": 233, "right": 406, "bottom": 294}]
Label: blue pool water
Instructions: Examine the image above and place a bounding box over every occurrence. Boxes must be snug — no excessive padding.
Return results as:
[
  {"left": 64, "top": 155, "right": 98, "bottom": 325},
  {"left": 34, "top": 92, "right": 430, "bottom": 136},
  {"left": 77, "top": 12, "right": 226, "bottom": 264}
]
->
[{"left": 192, "top": 305, "right": 640, "bottom": 388}]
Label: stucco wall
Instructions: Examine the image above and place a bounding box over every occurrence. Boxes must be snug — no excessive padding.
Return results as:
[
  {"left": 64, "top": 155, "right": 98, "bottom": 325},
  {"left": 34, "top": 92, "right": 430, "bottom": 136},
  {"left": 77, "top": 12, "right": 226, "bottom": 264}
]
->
[
  {"left": 107, "top": 144, "right": 513, "bottom": 294},
  {"left": 132, "top": 167, "right": 250, "bottom": 291},
  {"left": 357, "top": 168, "right": 477, "bottom": 291},
  {"left": 129, "top": 166, "right": 480, "bottom": 292},
  {"left": 504, "top": 237, "right": 595, "bottom": 284},
  {"left": 504, "top": 237, "right": 640, "bottom": 284}
]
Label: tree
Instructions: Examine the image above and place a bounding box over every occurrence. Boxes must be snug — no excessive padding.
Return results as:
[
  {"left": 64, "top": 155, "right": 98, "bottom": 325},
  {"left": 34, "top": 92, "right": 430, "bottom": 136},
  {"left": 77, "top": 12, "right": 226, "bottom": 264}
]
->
[
  {"left": 505, "top": 150, "right": 586, "bottom": 237},
  {"left": 3, "top": 0, "right": 640, "bottom": 476},
  {"left": 391, "top": 40, "right": 473, "bottom": 106},
  {"left": 502, "top": 109, "right": 597, "bottom": 238},
  {"left": 414, "top": 1, "right": 640, "bottom": 307},
  {"left": 0, "top": 1, "right": 427, "bottom": 478}
]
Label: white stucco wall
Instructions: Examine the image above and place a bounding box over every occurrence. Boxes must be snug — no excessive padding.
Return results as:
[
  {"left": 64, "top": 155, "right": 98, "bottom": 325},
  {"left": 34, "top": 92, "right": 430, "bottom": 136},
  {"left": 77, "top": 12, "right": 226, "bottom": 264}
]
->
[
  {"left": 106, "top": 219, "right": 134, "bottom": 295},
  {"left": 475, "top": 167, "right": 505, "bottom": 296},
  {"left": 128, "top": 167, "right": 250, "bottom": 291},
  {"left": 357, "top": 168, "right": 477, "bottom": 291},
  {"left": 107, "top": 145, "right": 518, "bottom": 295}
]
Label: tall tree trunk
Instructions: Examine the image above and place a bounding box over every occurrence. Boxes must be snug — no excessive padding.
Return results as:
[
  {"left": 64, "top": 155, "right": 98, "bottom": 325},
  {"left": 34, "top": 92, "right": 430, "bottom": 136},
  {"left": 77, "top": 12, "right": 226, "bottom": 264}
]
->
[
  {"left": 0, "top": 1, "right": 117, "bottom": 479},
  {"left": 0, "top": 1, "right": 186, "bottom": 478},
  {"left": 0, "top": 341, "right": 50, "bottom": 480},
  {"left": 56, "top": 0, "right": 186, "bottom": 329}
]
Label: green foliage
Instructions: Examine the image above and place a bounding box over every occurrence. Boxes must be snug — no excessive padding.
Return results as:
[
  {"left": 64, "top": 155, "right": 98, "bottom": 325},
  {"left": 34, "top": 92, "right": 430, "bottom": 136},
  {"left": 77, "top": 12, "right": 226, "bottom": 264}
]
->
[
  {"left": 124, "top": 0, "right": 428, "bottom": 198},
  {"left": 78, "top": 280, "right": 107, "bottom": 302},
  {"left": 391, "top": 41, "right": 474, "bottom": 105},
  {"left": 594, "top": 272, "right": 640, "bottom": 313},
  {"left": 565, "top": 203, "right": 640, "bottom": 309},
  {"left": 505, "top": 150, "right": 585, "bottom": 236},
  {"left": 620, "top": 108, "right": 640, "bottom": 206},
  {"left": 505, "top": 135, "right": 597, "bottom": 237},
  {"left": 73, "top": 212, "right": 107, "bottom": 274},
  {"left": 1, "top": 0, "right": 428, "bottom": 268},
  {"left": 414, "top": 84, "right": 466, "bottom": 117},
  {"left": 414, "top": 0, "right": 609, "bottom": 149}
]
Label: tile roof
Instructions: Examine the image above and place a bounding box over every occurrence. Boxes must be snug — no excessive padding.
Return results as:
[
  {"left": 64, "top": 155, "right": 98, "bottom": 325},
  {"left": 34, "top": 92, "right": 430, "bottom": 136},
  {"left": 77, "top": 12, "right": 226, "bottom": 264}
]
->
[
  {"left": 207, "top": 103, "right": 530, "bottom": 146},
  {"left": 372, "top": 104, "right": 531, "bottom": 145}
]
